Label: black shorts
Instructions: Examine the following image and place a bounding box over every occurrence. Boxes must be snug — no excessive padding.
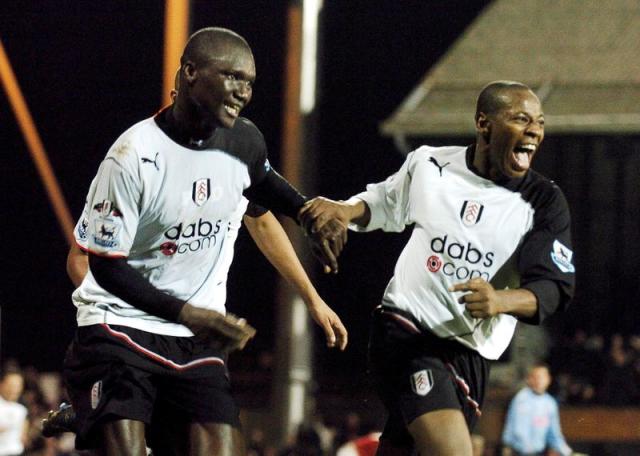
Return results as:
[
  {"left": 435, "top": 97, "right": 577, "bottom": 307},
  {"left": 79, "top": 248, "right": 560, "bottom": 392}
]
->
[
  {"left": 63, "top": 324, "right": 240, "bottom": 449},
  {"left": 368, "top": 306, "right": 489, "bottom": 448}
]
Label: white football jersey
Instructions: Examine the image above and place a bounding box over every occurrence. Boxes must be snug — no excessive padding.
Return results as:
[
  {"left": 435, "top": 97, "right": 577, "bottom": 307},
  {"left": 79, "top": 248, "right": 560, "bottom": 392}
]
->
[
  {"left": 351, "top": 145, "right": 575, "bottom": 359},
  {"left": 72, "top": 113, "right": 270, "bottom": 336}
]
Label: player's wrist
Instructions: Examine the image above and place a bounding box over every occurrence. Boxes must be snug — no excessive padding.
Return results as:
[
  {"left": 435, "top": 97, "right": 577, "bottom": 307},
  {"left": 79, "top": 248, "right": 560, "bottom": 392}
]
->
[
  {"left": 342, "top": 198, "right": 370, "bottom": 226},
  {"left": 177, "top": 302, "right": 198, "bottom": 325}
]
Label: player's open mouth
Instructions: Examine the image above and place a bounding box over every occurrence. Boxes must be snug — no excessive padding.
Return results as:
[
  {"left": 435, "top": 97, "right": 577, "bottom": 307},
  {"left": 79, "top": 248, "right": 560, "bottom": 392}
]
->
[
  {"left": 511, "top": 144, "right": 536, "bottom": 171},
  {"left": 224, "top": 103, "right": 241, "bottom": 118}
]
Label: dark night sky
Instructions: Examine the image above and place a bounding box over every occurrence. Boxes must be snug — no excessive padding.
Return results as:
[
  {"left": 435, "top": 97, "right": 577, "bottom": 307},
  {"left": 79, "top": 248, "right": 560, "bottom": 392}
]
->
[{"left": 2, "top": 1, "right": 494, "bottom": 373}]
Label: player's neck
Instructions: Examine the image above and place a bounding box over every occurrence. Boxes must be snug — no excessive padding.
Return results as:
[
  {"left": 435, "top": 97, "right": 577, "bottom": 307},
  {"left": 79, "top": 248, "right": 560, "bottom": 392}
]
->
[{"left": 168, "top": 103, "right": 219, "bottom": 144}]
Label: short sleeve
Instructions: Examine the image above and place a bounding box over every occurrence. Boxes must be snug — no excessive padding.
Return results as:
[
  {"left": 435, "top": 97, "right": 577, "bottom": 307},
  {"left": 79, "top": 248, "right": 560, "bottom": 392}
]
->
[
  {"left": 245, "top": 201, "right": 269, "bottom": 218},
  {"left": 86, "top": 157, "right": 141, "bottom": 258},
  {"left": 349, "top": 151, "right": 416, "bottom": 232}
]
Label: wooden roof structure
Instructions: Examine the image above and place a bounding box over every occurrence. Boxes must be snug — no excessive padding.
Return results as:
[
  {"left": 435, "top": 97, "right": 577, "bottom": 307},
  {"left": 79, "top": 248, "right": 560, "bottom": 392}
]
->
[{"left": 381, "top": 0, "right": 640, "bottom": 141}]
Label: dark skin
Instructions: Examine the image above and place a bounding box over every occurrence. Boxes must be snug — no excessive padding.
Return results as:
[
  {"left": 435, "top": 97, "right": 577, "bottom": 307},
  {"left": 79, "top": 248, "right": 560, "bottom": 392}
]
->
[
  {"left": 99, "top": 33, "right": 257, "bottom": 456},
  {"left": 299, "top": 85, "right": 545, "bottom": 455},
  {"left": 98, "top": 31, "right": 346, "bottom": 456},
  {"left": 171, "top": 38, "right": 346, "bottom": 273},
  {"left": 299, "top": 88, "right": 544, "bottom": 322}
]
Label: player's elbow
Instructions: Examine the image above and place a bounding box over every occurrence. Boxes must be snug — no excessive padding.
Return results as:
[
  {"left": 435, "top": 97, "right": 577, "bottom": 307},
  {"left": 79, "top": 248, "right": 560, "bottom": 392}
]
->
[{"left": 88, "top": 253, "right": 128, "bottom": 292}]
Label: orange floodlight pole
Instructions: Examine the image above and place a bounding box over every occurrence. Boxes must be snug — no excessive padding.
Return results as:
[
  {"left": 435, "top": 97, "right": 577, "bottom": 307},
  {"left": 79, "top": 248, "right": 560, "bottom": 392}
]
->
[
  {"left": 162, "top": 0, "right": 190, "bottom": 106},
  {"left": 0, "top": 39, "right": 75, "bottom": 246}
]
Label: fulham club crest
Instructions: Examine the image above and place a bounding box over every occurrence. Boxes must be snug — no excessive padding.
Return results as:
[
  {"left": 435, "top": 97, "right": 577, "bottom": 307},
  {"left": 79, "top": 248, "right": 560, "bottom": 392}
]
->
[
  {"left": 192, "top": 178, "right": 211, "bottom": 206},
  {"left": 460, "top": 200, "right": 484, "bottom": 226},
  {"left": 91, "top": 380, "right": 102, "bottom": 409},
  {"left": 411, "top": 369, "right": 434, "bottom": 396}
]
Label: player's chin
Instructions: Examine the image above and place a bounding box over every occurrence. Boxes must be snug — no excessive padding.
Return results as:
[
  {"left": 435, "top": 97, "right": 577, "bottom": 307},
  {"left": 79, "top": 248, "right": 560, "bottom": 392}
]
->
[
  {"left": 503, "top": 162, "right": 528, "bottom": 179},
  {"left": 216, "top": 109, "right": 239, "bottom": 129},
  {"left": 219, "top": 117, "right": 237, "bottom": 129}
]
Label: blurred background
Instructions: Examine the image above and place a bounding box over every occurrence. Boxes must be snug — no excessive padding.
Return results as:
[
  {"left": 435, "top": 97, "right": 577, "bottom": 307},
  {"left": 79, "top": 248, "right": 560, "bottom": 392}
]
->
[{"left": 2, "top": 1, "right": 639, "bottom": 455}]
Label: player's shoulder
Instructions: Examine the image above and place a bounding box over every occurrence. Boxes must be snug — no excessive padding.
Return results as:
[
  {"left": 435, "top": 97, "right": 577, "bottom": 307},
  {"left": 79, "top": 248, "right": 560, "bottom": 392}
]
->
[
  {"left": 105, "top": 117, "right": 158, "bottom": 162},
  {"left": 230, "top": 117, "right": 265, "bottom": 144},
  {"left": 411, "top": 144, "right": 466, "bottom": 160},
  {"left": 407, "top": 145, "right": 467, "bottom": 171},
  {"left": 521, "top": 169, "right": 568, "bottom": 206},
  {"left": 214, "top": 117, "right": 267, "bottom": 166}
]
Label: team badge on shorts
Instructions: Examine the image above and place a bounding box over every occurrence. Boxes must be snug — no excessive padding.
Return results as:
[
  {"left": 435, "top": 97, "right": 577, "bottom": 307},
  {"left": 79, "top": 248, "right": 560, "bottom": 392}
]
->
[
  {"left": 91, "top": 380, "right": 103, "bottom": 409},
  {"left": 411, "top": 369, "right": 434, "bottom": 396}
]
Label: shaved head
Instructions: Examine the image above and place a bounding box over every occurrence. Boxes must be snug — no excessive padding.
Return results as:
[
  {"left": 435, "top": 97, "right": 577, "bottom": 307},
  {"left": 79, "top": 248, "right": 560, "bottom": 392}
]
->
[
  {"left": 181, "top": 27, "right": 251, "bottom": 66},
  {"left": 475, "top": 80, "right": 533, "bottom": 120}
]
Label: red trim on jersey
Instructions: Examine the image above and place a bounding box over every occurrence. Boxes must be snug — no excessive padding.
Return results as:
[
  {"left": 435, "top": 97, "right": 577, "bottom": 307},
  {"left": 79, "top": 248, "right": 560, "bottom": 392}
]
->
[{"left": 100, "top": 324, "right": 224, "bottom": 371}]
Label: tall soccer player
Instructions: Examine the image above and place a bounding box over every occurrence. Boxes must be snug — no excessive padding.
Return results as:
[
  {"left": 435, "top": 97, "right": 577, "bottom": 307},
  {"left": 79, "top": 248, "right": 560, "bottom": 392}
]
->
[{"left": 62, "top": 27, "right": 346, "bottom": 455}]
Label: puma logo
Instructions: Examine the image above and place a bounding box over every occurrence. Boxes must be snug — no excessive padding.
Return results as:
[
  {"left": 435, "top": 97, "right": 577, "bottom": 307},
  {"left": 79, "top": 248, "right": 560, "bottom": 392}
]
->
[
  {"left": 141, "top": 152, "right": 160, "bottom": 171},
  {"left": 428, "top": 157, "right": 450, "bottom": 176}
]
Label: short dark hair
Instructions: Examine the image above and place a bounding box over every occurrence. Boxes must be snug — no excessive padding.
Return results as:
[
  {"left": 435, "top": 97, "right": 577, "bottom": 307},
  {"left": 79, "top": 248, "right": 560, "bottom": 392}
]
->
[
  {"left": 0, "top": 368, "right": 23, "bottom": 382},
  {"left": 180, "top": 27, "right": 251, "bottom": 66},
  {"left": 475, "top": 80, "right": 532, "bottom": 119}
]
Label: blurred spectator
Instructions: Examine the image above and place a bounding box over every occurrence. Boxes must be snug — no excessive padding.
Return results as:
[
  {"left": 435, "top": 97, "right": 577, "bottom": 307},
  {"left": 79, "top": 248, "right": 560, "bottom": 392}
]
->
[
  {"left": 247, "top": 427, "right": 276, "bottom": 456},
  {"left": 334, "top": 431, "right": 380, "bottom": 456},
  {"left": 0, "top": 369, "right": 28, "bottom": 456},
  {"left": 546, "top": 331, "right": 640, "bottom": 406},
  {"left": 334, "top": 418, "right": 381, "bottom": 456},
  {"left": 278, "top": 424, "right": 323, "bottom": 456},
  {"left": 599, "top": 335, "right": 639, "bottom": 405},
  {"left": 501, "top": 364, "right": 572, "bottom": 456},
  {"left": 331, "top": 412, "right": 362, "bottom": 453}
]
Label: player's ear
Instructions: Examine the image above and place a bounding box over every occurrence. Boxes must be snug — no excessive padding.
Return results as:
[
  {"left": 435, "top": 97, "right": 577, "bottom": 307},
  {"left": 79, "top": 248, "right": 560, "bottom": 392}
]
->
[
  {"left": 476, "top": 113, "right": 491, "bottom": 143},
  {"left": 183, "top": 62, "right": 197, "bottom": 84}
]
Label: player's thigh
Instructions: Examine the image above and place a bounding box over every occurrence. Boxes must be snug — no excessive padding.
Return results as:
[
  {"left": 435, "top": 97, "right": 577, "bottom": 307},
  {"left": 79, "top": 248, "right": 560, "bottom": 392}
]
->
[
  {"left": 63, "top": 326, "right": 157, "bottom": 450},
  {"left": 101, "top": 419, "right": 147, "bottom": 456},
  {"left": 149, "top": 365, "right": 242, "bottom": 455},
  {"left": 408, "top": 409, "right": 472, "bottom": 456}
]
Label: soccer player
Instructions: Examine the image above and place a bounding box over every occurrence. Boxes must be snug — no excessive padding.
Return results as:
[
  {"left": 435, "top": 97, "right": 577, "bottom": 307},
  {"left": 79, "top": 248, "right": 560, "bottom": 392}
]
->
[
  {"left": 299, "top": 81, "right": 576, "bottom": 455},
  {"left": 63, "top": 27, "right": 346, "bottom": 455}
]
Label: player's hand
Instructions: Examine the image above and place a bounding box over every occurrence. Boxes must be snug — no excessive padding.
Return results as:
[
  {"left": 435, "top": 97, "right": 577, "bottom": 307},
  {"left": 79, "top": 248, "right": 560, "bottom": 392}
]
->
[
  {"left": 449, "top": 278, "right": 504, "bottom": 319},
  {"left": 306, "top": 297, "right": 348, "bottom": 350},
  {"left": 299, "top": 198, "right": 349, "bottom": 274},
  {"left": 178, "top": 304, "right": 256, "bottom": 352}
]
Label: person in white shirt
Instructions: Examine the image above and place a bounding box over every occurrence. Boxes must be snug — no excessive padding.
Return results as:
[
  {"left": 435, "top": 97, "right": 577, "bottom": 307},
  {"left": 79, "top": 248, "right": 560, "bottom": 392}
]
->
[
  {"left": 300, "top": 81, "right": 575, "bottom": 455},
  {"left": 0, "top": 370, "right": 28, "bottom": 456},
  {"left": 62, "top": 27, "right": 347, "bottom": 455}
]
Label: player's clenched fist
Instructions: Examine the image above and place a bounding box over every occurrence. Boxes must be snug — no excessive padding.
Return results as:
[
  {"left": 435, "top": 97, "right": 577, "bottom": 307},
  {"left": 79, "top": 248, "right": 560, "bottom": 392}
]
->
[{"left": 178, "top": 303, "right": 257, "bottom": 352}]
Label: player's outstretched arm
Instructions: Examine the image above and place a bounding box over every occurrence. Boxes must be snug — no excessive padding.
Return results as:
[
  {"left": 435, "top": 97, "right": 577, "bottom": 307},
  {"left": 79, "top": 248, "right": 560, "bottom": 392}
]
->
[
  {"left": 244, "top": 211, "right": 348, "bottom": 350},
  {"left": 299, "top": 197, "right": 371, "bottom": 234},
  {"left": 298, "top": 197, "right": 370, "bottom": 273}
]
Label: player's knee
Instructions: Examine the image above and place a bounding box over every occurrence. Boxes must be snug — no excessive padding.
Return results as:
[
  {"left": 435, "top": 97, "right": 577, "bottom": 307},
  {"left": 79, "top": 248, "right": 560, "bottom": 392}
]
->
[{"left": 190, "top": 422, "right": 246, "bottom": 456}]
